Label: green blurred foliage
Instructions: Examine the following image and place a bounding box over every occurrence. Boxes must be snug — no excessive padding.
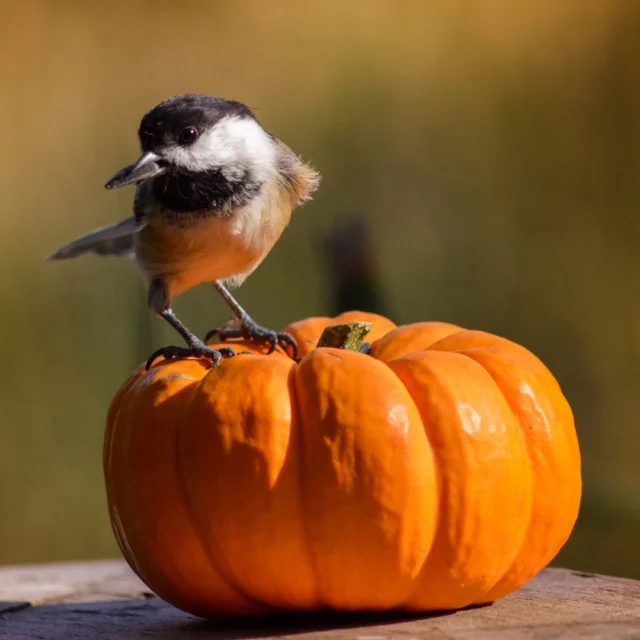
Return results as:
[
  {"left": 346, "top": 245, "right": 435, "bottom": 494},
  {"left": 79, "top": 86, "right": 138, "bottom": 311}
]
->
[{"left": 1, "top": 0, "right": 639, "bottom": 576}]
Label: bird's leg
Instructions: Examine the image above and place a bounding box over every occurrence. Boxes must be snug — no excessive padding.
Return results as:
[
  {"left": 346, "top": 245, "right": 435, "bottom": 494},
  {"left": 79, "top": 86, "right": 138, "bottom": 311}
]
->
[
  {"left": 204, "top": 280, "right": 298, "bottom": 358},
  {"left": 146, "top": 278, "right": 237, "bottom": 370}
]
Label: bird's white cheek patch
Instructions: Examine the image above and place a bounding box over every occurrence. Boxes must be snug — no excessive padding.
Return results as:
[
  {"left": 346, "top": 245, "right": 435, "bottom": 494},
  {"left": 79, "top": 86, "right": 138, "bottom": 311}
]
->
[{"left": 162, "top": 116, "right": 276, "bottom": 183}]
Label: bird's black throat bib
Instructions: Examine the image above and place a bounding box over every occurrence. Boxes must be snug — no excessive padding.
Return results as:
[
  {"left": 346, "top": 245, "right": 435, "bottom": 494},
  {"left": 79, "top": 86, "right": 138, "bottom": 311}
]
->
[{"left": 152, "top": 167, "right": 261, "bottom": 214}]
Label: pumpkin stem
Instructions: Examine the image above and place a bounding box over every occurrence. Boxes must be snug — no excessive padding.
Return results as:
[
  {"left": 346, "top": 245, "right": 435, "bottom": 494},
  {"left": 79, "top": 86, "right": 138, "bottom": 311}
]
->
[{"left": 317, "top": 322, "right": 373, "bottom": 351}]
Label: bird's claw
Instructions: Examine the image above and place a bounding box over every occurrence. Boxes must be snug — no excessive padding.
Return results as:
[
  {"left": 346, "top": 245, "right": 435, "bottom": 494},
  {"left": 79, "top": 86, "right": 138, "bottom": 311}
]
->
[
  {"left": 146, "top": 343, "right": 237, "bottom": 370},
  {"left": 205, "top": 318, "right": 298, "bottom": 359},
  {"left": 203, "top": 324, "right": 231, "bottom": 344}
]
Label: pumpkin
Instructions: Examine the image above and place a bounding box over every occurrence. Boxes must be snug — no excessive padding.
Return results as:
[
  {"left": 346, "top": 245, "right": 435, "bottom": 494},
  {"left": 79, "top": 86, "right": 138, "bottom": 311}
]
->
[{"left": 104, "top": 311, "right": 581, "bottom": 618}]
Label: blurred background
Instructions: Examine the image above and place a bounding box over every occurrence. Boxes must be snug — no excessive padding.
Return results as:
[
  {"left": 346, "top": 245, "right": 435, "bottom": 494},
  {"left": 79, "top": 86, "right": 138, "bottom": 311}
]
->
[{"left": 1, "top": 0, "right": 639, "bottom": 578}]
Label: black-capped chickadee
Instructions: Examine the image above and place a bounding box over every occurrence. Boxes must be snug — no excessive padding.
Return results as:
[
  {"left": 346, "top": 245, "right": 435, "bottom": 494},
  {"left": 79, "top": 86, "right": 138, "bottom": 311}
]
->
[{"left": 47, "top": 93, "right": 320, "bottom": 368}]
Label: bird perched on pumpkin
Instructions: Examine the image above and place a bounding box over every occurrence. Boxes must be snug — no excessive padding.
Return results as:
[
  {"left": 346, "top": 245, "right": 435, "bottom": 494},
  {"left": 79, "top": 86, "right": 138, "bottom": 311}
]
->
[{"left": 47, "top": 93, "right": 320, "bottom": 368}]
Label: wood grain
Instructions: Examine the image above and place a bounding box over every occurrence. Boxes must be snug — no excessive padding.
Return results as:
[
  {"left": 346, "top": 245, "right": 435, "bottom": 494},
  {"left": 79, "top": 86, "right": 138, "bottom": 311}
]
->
[
  {"left": 1, "top": 561, "right": 639, "bottom": 639},
  {"left": 0, "top": 559, "right": 149, "bottom": 604}
]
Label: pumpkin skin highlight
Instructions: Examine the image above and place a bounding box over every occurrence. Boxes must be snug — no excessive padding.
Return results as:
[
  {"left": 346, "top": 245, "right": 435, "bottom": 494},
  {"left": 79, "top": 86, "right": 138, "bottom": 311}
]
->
[{"left": 104, "top": 312, "right": 581, "bottom": 617}]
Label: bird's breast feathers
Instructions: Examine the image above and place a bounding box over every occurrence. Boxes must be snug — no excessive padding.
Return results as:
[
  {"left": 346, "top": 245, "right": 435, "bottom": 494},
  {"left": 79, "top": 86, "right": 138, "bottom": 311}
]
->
[{"left": 135, "top": 178, "right": 293, "bottom": 296}]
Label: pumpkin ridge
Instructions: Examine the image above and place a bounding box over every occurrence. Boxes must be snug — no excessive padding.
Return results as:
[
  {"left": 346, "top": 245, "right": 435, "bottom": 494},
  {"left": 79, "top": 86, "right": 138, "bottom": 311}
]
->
[
  {"left": 443, "top": 346, "right": 536, "bottom": 602},
  {"left": 105, "top": 375, "right": 146, "bottom": 581},
  {"left": 388, "top": 350, "right": 533, "bottom": 610},
  {"left": 123, "top": 375, "right": 179, "bottom": 578},
  {"left": 288, "top": 362, "right": 325, "bottom": 608},
  {"left": 292, "top": 348, "right": 438, "bottom": 608},
  {"left": 135, "top": 371, "right": 259, "bottom": 614},
  {"left": 175, "top": 372, "right": 273, "bottom": 614},
  {"left": 369, "top": 323, "right": 465, "bottom": 362},
  {"left": 104, "top": 366, "right": 146, "bottom": 482},
  {"left": 381, "top": 366, "right": 443, "bottom": 610},
  {"left": 109, "top": 372, "right": 207, "bottom": 599},
  {"left": 386, "top": 356, "right": 450, "bottom": 608},
  {"left": 447, "top": 345, "right": 580, "bottom": 602}
]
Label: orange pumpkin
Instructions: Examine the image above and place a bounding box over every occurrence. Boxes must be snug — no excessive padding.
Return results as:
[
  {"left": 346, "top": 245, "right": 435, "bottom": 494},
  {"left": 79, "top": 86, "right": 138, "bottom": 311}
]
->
[{"left": 104, "top": 311, "right": 581, "bottom": 618}]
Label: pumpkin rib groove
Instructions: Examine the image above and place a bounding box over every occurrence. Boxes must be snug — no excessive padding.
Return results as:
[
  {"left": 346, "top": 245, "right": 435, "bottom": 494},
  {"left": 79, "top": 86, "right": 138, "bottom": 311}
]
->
[
  {"left": 287, "top": 362, "right": 325, "bottom": 609},
  {"left": 376, "top": 357, "right": 443, "bottom": 607},
  {"left": 382, "top": 365, "right": 443, "bottom": 610},
  {"left": 387, "top": 355, "right": 456, "bottom": 609},
  {"left": 175, "top": 373, "right": 273, "bottom": 614}
]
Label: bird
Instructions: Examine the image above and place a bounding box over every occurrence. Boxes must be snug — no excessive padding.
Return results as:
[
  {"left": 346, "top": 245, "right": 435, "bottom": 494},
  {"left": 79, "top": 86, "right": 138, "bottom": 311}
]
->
[{"left": 47, "top": 93, "right": 320, "bottom": 369}]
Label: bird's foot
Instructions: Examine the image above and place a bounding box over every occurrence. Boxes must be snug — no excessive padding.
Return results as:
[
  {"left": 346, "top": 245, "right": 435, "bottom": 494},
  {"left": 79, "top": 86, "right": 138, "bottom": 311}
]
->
[
  {"left": 146, "top": 340, "right": 237, "bottom": 370},
  {"left": 205, "top": 317, "right": 298, "bottom": 359}
]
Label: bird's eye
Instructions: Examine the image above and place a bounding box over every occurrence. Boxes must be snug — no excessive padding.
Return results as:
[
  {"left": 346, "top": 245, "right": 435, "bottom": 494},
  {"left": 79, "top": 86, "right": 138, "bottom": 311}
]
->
[{"left": 178, "top": 126, "right": 199, "bottom": 146}]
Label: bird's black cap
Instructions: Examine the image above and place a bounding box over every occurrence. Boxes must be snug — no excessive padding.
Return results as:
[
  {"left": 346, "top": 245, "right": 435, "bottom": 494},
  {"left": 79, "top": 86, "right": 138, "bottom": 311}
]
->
[{"left": 138, "top": 94, "right": 257, "bottom": 150}]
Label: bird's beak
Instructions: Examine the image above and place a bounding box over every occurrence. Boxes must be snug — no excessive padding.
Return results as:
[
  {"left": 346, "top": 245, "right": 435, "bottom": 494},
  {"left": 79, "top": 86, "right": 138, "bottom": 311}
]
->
[{"left": 104, "top": 151, "right": 166, "bottom": 189}]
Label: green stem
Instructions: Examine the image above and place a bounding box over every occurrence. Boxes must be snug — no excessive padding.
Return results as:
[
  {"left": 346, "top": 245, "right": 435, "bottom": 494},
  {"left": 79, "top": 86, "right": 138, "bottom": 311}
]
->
[{"left": 317, "top": 322, "right": 373, "bottom": 351}]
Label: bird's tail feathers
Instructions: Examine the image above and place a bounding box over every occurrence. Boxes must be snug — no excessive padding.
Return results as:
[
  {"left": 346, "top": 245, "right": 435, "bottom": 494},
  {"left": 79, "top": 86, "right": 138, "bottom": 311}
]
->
[{"left": 45, "top": 217, "right": 142, "bottom": 261}]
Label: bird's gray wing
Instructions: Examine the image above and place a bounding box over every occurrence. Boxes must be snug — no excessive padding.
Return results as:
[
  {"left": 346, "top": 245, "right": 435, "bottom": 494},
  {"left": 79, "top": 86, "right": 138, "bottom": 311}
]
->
[{"left": 45, "top": 217, "right": 145, "bottom": 261}]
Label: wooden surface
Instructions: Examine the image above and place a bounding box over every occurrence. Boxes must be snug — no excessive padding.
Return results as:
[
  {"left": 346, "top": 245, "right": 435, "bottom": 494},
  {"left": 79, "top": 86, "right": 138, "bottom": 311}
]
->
[{"left": 1, "top": 561, "right": 640, "bottom": 639}]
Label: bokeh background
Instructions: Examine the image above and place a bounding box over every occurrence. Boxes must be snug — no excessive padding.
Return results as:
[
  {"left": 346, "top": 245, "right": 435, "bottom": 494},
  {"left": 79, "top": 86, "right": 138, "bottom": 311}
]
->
[{"left": 1, "top": 0, "right": 639, "bottom": 578}]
